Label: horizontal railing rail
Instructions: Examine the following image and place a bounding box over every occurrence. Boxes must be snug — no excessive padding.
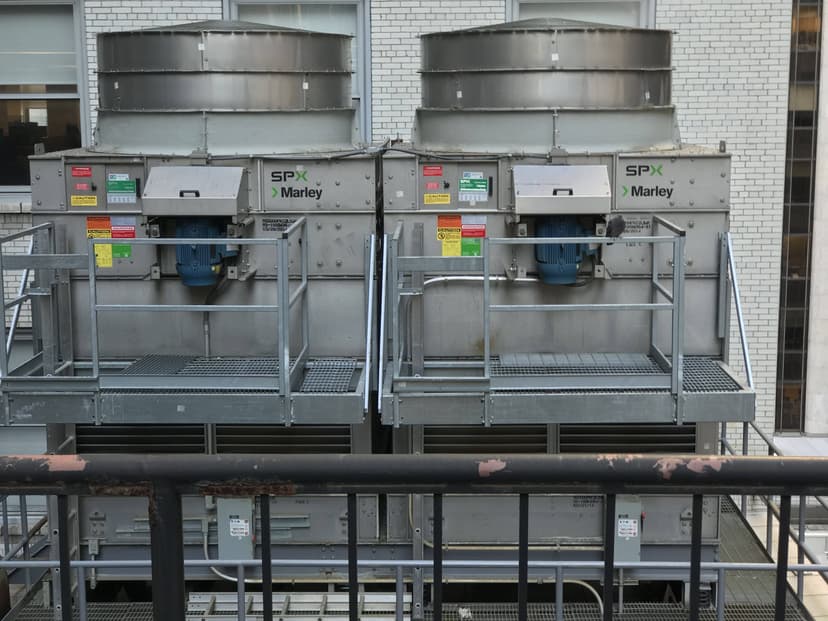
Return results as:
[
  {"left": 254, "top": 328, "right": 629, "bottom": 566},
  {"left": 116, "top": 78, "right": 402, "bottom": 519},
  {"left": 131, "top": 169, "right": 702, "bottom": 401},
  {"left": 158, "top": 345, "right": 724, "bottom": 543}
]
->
[{"left": 0, "top": 453, "right": 826, "bottom": 621}]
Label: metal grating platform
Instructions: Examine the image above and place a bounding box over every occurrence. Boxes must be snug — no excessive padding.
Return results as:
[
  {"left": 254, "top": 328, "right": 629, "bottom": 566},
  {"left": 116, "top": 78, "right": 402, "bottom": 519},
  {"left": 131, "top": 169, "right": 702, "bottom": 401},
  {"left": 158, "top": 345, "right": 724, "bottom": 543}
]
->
[
  {"left": 491, "top": 354, "right": 742, "bottom": 394},
  {"left": 11, "top": 601, "right": 808, "bottom": 621},
  {"left": 122, "top": 356, "right": 281, "bottom": 376},
  {"left": 118, "top": 356, "right": 358, "bottom": 393},
  {"left": 299, "top": 359, "right": 357, "bottom": 393},
  {"left": 495, "top": 353, "right": 664, "bottom": 376}
]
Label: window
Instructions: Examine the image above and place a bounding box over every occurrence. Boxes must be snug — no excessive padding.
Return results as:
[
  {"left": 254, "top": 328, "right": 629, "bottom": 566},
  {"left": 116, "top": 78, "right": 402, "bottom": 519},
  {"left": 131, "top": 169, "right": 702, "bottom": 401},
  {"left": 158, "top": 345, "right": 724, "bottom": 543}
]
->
[
  {"left": 509, "top": 0, "right": 655, "bottom": 28},
  {"left": 229, "top": 0, "right": 370, "bottom": 141},
  {"left": 0, "top": 3, "right": 83, "bottom": 189},
  {"left": 775, "top": 0, "right": 822, "bottom": 432}
]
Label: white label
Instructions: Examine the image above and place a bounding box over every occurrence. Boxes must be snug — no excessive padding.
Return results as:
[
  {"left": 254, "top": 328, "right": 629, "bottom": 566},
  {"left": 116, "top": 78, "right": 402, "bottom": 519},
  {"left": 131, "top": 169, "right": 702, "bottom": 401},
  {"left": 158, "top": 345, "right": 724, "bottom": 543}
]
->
[
  {"left": 617, "top": 518, "right": 639, "bottom": 538},
  {"left": 229, "top": 517, "right": 250, "bottom": 538},
  {"left": 107, "top": 173, "right": 129, "bottom": 181}
]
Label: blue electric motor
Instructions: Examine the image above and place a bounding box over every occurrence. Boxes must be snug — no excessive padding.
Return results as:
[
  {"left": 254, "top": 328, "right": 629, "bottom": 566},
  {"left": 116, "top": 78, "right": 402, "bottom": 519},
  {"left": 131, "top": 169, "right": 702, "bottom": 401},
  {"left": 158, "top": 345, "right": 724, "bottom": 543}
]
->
[
  {"left": 534, "top": 216, "right": 596, "bottom": 285},
  {"left": 175, "top": 218, "right": 237, "bottom": 287}
]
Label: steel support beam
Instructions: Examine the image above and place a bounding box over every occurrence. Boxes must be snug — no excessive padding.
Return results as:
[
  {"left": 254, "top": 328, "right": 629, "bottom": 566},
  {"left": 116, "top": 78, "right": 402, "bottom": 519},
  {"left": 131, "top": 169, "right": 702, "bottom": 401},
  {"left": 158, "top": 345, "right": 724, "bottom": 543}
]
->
[{"left": 149, "top": 481, "right": 184, "bottom": 621}]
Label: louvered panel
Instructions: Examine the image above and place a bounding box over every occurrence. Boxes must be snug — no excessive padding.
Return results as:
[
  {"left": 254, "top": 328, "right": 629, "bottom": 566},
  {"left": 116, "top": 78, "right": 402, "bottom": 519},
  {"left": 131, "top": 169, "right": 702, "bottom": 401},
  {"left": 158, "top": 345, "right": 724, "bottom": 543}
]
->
[
  {"left": 75, "top": 425, "right": 206, "bottom": 454},
  {"left": 559, "top": 424, "right": 696, "bottom": 453},
  {"left": 424, "top": 426, "right": 548, "bottom": 454},
  {"left": 215, "top": 425, "right": 351, "bottom": 454}
]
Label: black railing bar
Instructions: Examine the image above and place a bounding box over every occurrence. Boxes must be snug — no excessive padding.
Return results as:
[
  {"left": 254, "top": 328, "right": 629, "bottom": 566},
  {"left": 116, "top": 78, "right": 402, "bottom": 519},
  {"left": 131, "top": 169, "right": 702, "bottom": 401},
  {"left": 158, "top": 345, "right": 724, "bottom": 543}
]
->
[
  {"left": 77, "top": 567, "right": 87, "bottom": 621},
  {"left": 20, "top": 495, "right": 30, "bottom": 588},
  {"left": 555, "top": 566, "right": 564, "bottom": 621},
  {"left": 602, "top": 493, "right": 615, "bottom": 621},
  {"left": 261, "top": 495, "right": 273, "bottom": 621},
  {"left": 9, "top": 454, "right": 828, "bottom": 496},
  {"left": 236, "top": 565, "right": 246, "bottom": 621},
  {"left": 56, "top": 495, "right": 71, "bottom": 621},
  {"left": 689, "top": 494, "right": 703, "bottom": 621},
  {"left": 798, "top": 494, "right": 806, "bottom": 599},
  {"left": 4, "top": 558, "right": 828, "bottom": 572},
  {"left": 518, "top": 493, "right": 528, "bottom": 621},
  {"left": 775, "top": 496, "right": 792, "bottom": 621},
  {"left": 433, "top": 493, "right": 443, "bottom": 621},
  {"left": 347, "top": 493, "right": 357, "bottom": 621},
  {"left": 1, "top": 498, "right": 9, "bottom": 557}
]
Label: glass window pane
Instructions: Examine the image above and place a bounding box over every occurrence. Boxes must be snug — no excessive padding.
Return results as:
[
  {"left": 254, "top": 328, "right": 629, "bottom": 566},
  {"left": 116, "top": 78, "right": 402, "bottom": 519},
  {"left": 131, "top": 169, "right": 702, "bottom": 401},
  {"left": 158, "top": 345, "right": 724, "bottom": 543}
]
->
[
  {"left": 0, "top": 6, "right": 76, "bottom": 85},
  {"left": 0, "top": 99, "right": 81, "bottom": 186},
  {"left": 788, "top": 203, "right": 811, "bottom": 234},
  {"left": 776, "top": 383, "right": 804, "bottom": 431},
  {"left": 518, "top": 2, "right": 642, "bottom": 27}
]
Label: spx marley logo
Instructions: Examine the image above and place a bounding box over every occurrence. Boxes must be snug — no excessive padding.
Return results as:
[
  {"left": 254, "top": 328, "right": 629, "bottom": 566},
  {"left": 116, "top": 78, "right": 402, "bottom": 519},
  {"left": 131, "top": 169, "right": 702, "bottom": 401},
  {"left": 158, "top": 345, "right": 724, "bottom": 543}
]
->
[
  {"left": 271, "top": 169, "right": 322, "bottom": 200},
  {"left": 621, "top": 163, "right": 672, "bottom": 199}
]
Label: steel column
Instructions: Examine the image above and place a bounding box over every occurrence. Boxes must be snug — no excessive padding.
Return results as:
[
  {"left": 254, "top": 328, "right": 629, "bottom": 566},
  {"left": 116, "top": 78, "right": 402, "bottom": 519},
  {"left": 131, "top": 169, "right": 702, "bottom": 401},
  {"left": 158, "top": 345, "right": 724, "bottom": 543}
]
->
[
  {"left": 348, "top": 493, "right": 358, "bottom": 621},
  {"left": 518, "top": 493, "right": 529, "bottom": 621},
  {"left": 689, "top": 494, "right": 703, "bottom": 621},
  {"left": 261, "top": 496, "right": 273, "bottom": 621},
  {"left": 56, "top": 495, "right": 71, "bottom": 621},
  {"left": 433, "top": 493, "right": 443, "bottom": 621},
  {"left": 776, "top": 495, "right": 792, "bottom": 621},
  {"left": 602, "top": 493, "right": 615, "bottom": 621},
  {"left": 149, "top": 481, "right": 184, "bottom": 621}
]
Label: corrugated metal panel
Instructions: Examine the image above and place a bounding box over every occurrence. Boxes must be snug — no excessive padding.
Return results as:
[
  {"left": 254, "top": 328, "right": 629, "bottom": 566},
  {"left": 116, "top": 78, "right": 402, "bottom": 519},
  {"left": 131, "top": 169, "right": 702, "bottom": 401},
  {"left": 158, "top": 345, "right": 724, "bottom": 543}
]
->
[
  {"left": 559, "top": 424, "right": 696, "bottom": 453},
  {"left": 76, "top": 425, "right": 206, "bottom": 454},
  {"left": 215, "top": 425, "right": 351, "bottom": 454}
]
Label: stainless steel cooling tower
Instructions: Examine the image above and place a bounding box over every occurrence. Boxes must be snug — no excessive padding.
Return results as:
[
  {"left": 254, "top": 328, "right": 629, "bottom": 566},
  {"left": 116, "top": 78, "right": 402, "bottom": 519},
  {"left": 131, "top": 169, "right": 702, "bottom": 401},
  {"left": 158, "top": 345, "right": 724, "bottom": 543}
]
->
[
  {"left": 94, "top": 20, "right": 358, "bottom": 154},
  {"left": 414, "top": 18, "right": 677, "bottom": 152}
]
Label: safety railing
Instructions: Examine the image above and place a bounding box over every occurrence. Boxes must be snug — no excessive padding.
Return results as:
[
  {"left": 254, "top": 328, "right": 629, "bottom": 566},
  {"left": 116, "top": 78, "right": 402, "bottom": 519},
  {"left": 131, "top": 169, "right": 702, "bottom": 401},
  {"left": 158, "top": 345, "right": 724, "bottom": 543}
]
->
[
  {"left": 0, "top": 222, "right": 60, "bottom": 379},
  {"left": 87, "top": 217, "right": 308, "bottom": 395},
  {"left": 2, "top": 453, "right": 826, "bottom": 621},
  {"left": 381, "top": 217, "right": 686, "bottom": 397}
]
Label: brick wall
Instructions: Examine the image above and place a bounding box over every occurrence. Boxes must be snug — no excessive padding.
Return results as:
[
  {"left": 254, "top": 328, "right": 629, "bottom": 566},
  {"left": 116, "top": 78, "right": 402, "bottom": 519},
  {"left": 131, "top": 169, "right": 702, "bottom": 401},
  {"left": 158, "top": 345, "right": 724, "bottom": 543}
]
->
[
  {"left": 657, "top": 1, "right": 792, "bottom": 449},
  {"left": 370, "top": 0, "right": 506, "bottom": 139},
  {"left": 83, "top": 0, "right": 223, "bottom": 139},
  {"left": 0, "top": 203, "right": 33, "bottom": 329}
]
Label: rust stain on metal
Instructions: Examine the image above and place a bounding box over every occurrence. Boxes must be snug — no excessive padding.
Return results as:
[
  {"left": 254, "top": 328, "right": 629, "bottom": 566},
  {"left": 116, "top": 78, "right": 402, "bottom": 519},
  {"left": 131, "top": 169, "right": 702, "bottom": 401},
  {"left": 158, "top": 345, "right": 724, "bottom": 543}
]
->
[
  {"left": 477, "top": 459, "right": 507, "bottom": 478},
  {"left": 655, "top": 456, "right": 731, "bottom": 480},
  {"left": 200, "top": 481, "right": 297, "bottom": 496},
  {"left": 89, "top": 483, "right": 151, "bottom": 497},
  {"left": 655, "top": 457, "right": 683, "bottom": 479}
]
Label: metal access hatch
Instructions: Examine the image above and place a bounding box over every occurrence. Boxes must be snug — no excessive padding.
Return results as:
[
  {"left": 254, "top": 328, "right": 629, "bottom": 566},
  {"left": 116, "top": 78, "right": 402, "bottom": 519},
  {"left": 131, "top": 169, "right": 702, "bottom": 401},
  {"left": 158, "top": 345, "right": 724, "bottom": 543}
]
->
[
  {"left": 142, "top": 166, "right": 248, "bottom": 215},
  {"left": 513, "top": 165, "right": 611, "bottom": 214}
]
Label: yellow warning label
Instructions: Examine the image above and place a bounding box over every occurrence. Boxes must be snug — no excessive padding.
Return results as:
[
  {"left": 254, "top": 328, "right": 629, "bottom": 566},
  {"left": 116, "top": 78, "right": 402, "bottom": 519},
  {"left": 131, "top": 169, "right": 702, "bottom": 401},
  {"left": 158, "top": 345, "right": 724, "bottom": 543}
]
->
[
  {"left": 424, "top": 193, "right": 451, "bottom": 205},
  {"left": 71, "top": 195, "right": 98, "bottom": 207},
  {"left": 441, "top": 237, "right": 461, "bottom": 256},
  {"left": 93, "top": 244, "right": 113, "bottom": 268},
  {"left": 86, "top": 216, "right": 112, "bottom": 268}
]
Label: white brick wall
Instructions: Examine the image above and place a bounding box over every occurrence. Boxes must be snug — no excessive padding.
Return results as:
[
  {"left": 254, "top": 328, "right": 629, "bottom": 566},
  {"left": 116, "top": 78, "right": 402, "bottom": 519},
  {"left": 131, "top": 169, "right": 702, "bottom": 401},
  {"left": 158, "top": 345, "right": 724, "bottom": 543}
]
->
[
  {"left": 370, "top": 0, "right": 506, "bottom": 139},
  {"left": 657, "top": 0, "right": 791, "bottom": 450},
  {"left": 0, "top": 205, "right": 33, "bottom": 329},
  {"left": 83, "top": 0, "right": 223, "bottom": 139}
]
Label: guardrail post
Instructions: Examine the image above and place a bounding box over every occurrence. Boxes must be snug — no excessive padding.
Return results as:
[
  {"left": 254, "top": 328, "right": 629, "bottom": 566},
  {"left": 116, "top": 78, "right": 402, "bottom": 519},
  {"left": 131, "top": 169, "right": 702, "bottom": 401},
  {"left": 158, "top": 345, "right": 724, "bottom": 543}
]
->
[
  {"left": 237, "top": 565, "right": 246, "bottom": 621},
  {"left": 602, "top": 494, "right": 615, "bottom": 621},
  {"left": 56, "top": 495, "right": 72, "bottom": 621},
  {"left": 798, "top": 494, "right": 806, "bottom": 599},
  {"left": 348, "top": 493, "right": 358, "bottom": 621},
  {"left": 776, "top": 495, "right": 792, "bottom": 621},
  {"left": 395, "top": 565, "right": 404, "bottom": 621},
  {"left": 555, "top": 566, "right": 563, "bottom": 621},
  {"left": 433, "top": 494, "right": 443, "bottom": 621},
  {"left": 149, "top": 481, "right": 184, "bottom": 621},
  {"left": 261, "top": 495, "right": 273, "bottom": 621},
  {"left": 689, "top": 494, "right": 703, "bottom": 621},
  {"left": 518, "top": 493, "right": 528, "bottom": 621}
]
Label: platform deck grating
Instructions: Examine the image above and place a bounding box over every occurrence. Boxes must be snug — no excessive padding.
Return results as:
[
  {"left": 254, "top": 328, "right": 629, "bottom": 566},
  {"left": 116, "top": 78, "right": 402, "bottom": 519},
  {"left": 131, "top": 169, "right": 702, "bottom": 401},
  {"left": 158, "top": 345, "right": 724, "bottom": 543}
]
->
[
  {"left": 490, "top": 355, "right": 742, "bottom": 393},
  {"left": 299, "top": 359, "right": 357, "bottom": 393},
  {"left": 11, "top": 601, "right": 807, "bottom": 621},
  {"left": 118, "top": 356, "right": 357, "bottom": 393}
]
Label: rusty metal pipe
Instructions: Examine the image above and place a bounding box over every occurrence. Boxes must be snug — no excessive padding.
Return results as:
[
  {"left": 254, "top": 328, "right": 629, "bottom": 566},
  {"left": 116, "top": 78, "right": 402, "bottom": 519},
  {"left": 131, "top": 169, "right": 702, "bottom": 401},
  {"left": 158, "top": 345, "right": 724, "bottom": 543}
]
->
[{"left": 2, "top": 454, "right": 828, "bottom": 496}]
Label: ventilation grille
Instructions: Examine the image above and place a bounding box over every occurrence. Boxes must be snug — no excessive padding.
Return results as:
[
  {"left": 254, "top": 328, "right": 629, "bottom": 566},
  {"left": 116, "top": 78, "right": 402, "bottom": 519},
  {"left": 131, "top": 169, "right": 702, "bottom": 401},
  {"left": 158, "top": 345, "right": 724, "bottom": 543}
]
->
[
  {"left": 215, "top": 425, "right": 351, "bottom": 454},
  {"left": 424, "top": 426, "right": 548, "bottom": 454},
  {"left": 559, "top": 423, "right": 696, "bottom": 453},
  {"left": 76, "top": 425, "right": 206, "bottom": 454}
]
